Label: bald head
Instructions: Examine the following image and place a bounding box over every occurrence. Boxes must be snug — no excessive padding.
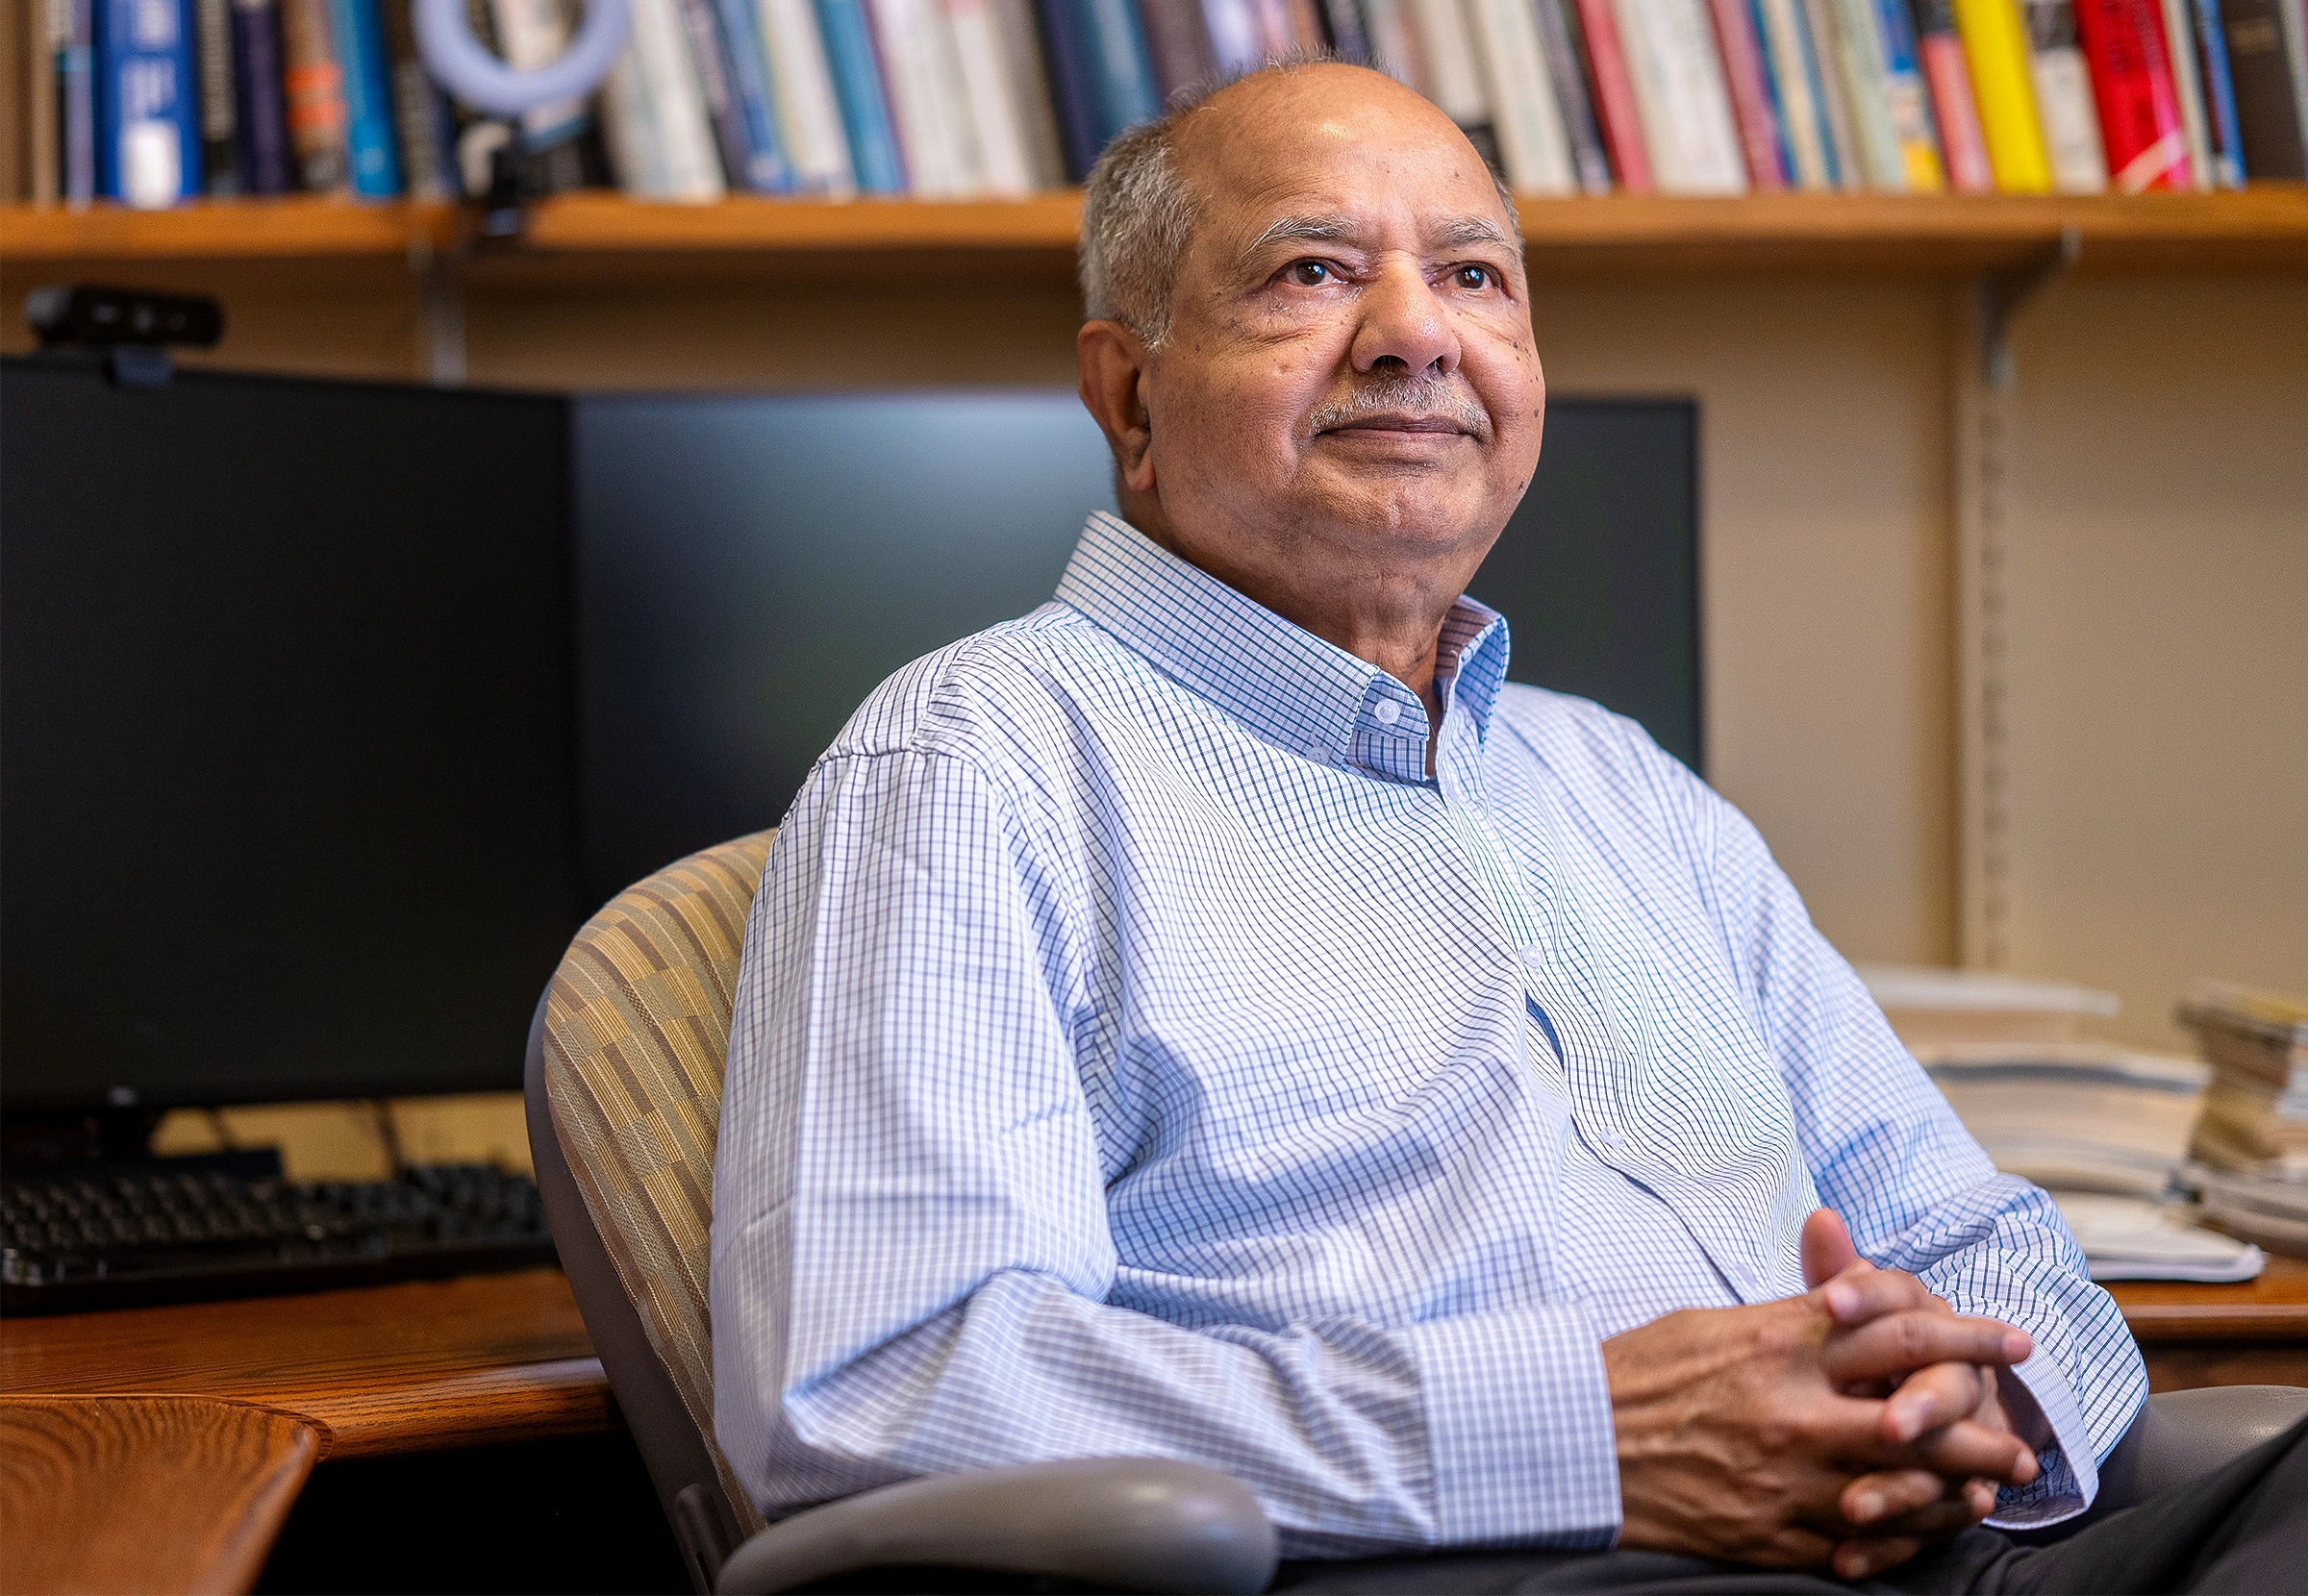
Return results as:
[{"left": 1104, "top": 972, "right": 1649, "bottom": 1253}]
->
[{"left": 1079, "top": 62, "right": 1519, "bottom": 346}]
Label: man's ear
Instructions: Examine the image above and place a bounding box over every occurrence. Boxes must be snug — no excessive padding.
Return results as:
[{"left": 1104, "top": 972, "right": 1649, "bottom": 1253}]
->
[{"left": 1077, "top": 319, "right": 1156, "bottom": 496}]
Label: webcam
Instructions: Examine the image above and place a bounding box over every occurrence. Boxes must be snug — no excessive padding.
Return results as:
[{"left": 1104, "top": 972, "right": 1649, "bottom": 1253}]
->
[{"left": 22, "top": 285, "right": 226, "bottom": 387}]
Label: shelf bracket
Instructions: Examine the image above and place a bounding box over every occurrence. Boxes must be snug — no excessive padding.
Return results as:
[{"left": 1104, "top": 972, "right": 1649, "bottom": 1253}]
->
[{"left": 1978, "top": 225, "right": 2081, "bottom": 392}]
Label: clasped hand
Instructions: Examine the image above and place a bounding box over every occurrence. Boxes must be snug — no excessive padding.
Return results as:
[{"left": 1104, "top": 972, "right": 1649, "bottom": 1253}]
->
[{"left": 1601, "top": 1209, "right": 2037, "bottom": 1581}]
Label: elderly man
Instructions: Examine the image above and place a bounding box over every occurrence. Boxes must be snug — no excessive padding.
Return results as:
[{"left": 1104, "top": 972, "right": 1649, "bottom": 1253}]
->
[{"left": 712, "top": 62, "right": 2304, "bottom": 1593}]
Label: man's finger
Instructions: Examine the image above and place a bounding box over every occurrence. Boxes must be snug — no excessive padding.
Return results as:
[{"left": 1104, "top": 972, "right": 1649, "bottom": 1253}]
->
[
  {"left": 1801, "top": 1207, "right": 1863, "bottom": 1288},
  {"left": 1880, "top": 1361, "right": 1984, "bottom": 1444},
  {"left": 1840, "top": 1467, "right": 1949, "bottom": 1527},
  {"left": 1902, "top": 1417, "right": 2039, "bottom": 1486},
  {"left": 1820, "top": 1310, "right": 2032, "bottom": 1386},
  {"left": 1818, "top": 1266, "right": 1935, "bottom": 1326}
]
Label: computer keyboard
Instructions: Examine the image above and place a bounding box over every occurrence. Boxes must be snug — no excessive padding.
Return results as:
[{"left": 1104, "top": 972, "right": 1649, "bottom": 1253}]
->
[{"left": 0, "top": 1160, "right": 556, "bottom": 1314}]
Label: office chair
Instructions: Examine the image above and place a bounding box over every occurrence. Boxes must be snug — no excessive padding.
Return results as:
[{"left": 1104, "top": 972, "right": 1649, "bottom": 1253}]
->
[{"left": 526, "top": 834, "right": 2306, "bottom": 1595}]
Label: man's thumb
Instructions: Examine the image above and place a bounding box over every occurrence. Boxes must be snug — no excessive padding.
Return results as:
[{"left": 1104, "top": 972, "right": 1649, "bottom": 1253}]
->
[{"left": 1801, "top": 1207, "right": 1862, "bottom": 1288}]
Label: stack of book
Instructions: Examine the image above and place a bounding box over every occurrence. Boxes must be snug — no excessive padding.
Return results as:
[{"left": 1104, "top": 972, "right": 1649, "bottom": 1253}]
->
[
  {"left": 1919, "top": 1040, "right": 2208, "bottom": 1197},
  {"left": 2178, "top": 983, "right": 2308, "bottom": 1256},
  {"left": 13, "top": 0, "right": 2307, "bottom": 208}
]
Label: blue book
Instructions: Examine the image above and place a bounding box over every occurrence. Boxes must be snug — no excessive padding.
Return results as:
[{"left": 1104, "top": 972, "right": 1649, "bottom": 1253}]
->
[
  {"left": 2189, "top": 0, "right": 2247, "bottom": 186},
  {"left": 813, "top": 0, "right": 904, "bottom": 192},
  {"left": 1033, "top": 0, "right": 1101, "bottom": 180},
  {"left": 1745, "top": 0, "right": 1798, "bottom": 183},
  {"left": 96, "top": 0, "right": 201, "bottom": 205},
  {"left": 62, "top": 0, "right": 99, "bottom": 203},
  {"left": 326, "top": 0, "right": 401, "bottom": 195},
  {"left": 1079, "top": 0, "right": 1158, "bottom": 145},
  {"left": 712, "top": 0, "right": 794, "bottom": 191}
]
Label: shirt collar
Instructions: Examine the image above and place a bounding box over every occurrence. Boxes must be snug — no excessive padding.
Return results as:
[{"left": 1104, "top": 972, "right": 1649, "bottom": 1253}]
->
[{"left": 1053, "top": 511, "right": 1511, "bottom": 783}]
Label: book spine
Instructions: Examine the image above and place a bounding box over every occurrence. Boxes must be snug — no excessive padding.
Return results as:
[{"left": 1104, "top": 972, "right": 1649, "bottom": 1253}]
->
[
  {"left": 2219, "top": 0, "right": 2307, "bottom": 176},
  {"left": 1826, "top": 0, "right": 1910, "bottom": 184},
  {"left": 327, "top": 0, "right": 399, "bottom": 193},
  {"left": 990, "top": 0, "right": 1063, "bottom": 184},
  {"left": 2188, "top": 0, "right": 2245, "bottom": 181},
  {"left": 760, "top": 0, "right": 856, "bottom": 191},
  {"left": 32, "top": 0, "right": 61, "bottom": 202},
  {"left": 2156, "top": 0, "right": 2213, "bottom": 181},
  {"left": 1138, "top": 0, "right": 1217, "bottom": 98},
  {"left": 1318, "top": 0, "right": 1371, "bottom": 60},
  {"left": 870, "top": 0, "right": 979, "bottom": 193},
  {"left": 1246, "top": 0, "right": 1294, "bottom": 55},
  {"left": 227, "top": 0, "right": 289, "bottom": 189},
  {"left": 2021, "top": 0, "right": 2110, "bottom": 186},
  {"left": 1031, "top": 0, "right": 1099, "bottom": 177},
  {"left": 1911, "top": 0, "right": 1995, "bottom": 184},
  {"left": 1405, "top": 0, "right": 1500, "bottom": 166},
  {"left": 1705, "top": 0, "right": 1794, "bottom": 184},
  {"left": 279, "top": 0, "right": 345, "bottom": 187},
  {"left": 196, "top": 0, "right": 238, "bottom": 189},
  {"left": 1954, "top": 0, "right": 2052, "bottom": 187},
  {"left": 945, "top": 0, "right": 1034, "bottom": 192},
  {"left": 815, "top": 0, "right": 905, "bottom": 188},
  {"left": 380, "top": 0, "right": 452, "bottom": 197},
  {"left": 596, "top": 35, "right": 668, "bottom": 192},
  {"left": 2071, "top": 0, "right": 2190, "bottom": 187},
  {"left": 708, "top": 0, "right": 794, "bottom": 188},
  {"left": 643, "top": 0, "right": 731, "bottom": 195},
  {"left": 100, "top": 0, "right": 202, "bottom": 203},
  {"left": 1871, "top": 0, "right": 1948, "bottom": 184},
  {"left": 1749, "top": 0, "right": 1828, "bottom": 182},
  {"left": 63, "top": 0, "right": 97, "bottom": 201},
  {"left": 1537, "top": 0, "right": 1618, "bottom": 188},
  {"left": 1466, "top": 0, "right": 1576, "bottom": 192},
  {"left": 1080, "top": 0, "right": 1158, "bottom": 141},
  {"left": 1361, "top": 0, "right": 1437, "bottom": 93},
  {"left": 1800, "top": 0, "right": 1866, "bottom": 181},
  {"left": 674, "top": 0, "right": 751, "bottom": 187},
  {"left": 1617, "top": 0, "right": 1751, "bottom": 190},
  {"left": 1198, "top": 0, "right": 1262, "bottom": 73},
  {"left": 1281, "top": 0, "right": 1325, "bottom": 50}
]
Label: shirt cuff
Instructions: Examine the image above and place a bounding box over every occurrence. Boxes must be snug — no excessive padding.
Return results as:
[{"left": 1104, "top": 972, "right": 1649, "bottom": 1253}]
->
[
  {"left": 1984, "top": 1349, "right": 2098, "bottom": 1530},
  {"left": 1396, "top": 1305, "right": 1620, "bottom": 1549}
]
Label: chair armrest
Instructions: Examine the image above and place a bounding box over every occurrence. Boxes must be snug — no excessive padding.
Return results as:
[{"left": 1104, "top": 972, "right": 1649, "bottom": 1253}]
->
[
  {"left": 2095, "top": 1384, "right": 2308, "bottom": 1512},
  {"left": 714, "top": 1458, "right": 1277, "bottom": 1596}
]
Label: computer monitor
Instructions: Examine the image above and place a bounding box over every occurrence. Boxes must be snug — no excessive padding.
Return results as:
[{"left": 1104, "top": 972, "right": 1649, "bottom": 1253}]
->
[
  {"left": 1, "top": 356, "right": 583, "bottom": 1114},
  {"left": 573, "top": 391, "right": 1699, "bottom": 901}
]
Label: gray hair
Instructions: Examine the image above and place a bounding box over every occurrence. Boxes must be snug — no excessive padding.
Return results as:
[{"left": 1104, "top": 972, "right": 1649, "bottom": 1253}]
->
[{"left": 1077, "top": 60, "right": 1523, "bottom": 348}]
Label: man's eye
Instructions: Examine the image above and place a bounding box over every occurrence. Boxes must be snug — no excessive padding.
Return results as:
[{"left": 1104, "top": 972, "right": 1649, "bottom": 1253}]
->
[
  {"left": 1285, "top": 261, "right": 1335, "bottom": 287},
  {"left": 1454, "top": 265, "right": 1495, "bottom": 291}
]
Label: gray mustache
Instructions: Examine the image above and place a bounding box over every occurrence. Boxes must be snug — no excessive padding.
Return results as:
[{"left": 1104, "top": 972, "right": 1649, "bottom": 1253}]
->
[{"left": 1307, "top": 377, "right": 1490, "bottom": 437}]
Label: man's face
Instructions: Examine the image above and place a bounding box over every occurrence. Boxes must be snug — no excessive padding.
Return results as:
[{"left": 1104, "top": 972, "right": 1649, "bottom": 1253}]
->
[{"left": 1140, "top": 67, "right": 1545, "bottom": 595}]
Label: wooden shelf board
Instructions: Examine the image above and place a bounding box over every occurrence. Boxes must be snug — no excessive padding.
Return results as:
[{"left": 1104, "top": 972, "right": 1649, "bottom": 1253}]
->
[{"left": 5, "top": 187, "right": 2303, "bottom": 280}]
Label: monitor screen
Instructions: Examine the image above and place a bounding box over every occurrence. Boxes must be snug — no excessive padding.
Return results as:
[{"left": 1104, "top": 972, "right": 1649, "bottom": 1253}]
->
[
  {"left": 0, "top": 358, "right": 582, "bottom": 1112},
  {"left": 573, "top": 391, "right": 1699, "bottom": 902}
]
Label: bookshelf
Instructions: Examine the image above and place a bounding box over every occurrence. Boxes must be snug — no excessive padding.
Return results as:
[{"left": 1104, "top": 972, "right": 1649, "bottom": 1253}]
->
[{"left": 4, "top": 187, "right": 2305, "bottom": 284}]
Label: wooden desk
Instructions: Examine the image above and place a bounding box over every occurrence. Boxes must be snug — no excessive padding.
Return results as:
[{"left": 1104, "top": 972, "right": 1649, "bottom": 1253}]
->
[
  {"left": 2105, "top": 1252, "right": 2308, "bottom": 1392},
  {"left": 0, "top": 1267, "right": 615, "bottom": 1458}
]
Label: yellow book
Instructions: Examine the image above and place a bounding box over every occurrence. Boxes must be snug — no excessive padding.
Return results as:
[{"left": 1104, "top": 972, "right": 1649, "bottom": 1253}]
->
[{"left": 1952, "top": 0, "right": 2052, "bottom": 191}]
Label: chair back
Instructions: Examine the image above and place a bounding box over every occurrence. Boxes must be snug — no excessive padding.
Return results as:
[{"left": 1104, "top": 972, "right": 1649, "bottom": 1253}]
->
[{"left": 524, "top": 832, "right": 775, "bottom": 1593}]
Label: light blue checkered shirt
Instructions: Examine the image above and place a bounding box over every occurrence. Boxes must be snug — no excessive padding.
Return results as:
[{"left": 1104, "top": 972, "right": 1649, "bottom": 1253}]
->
[{"left": 712, "top": 511, "right": 2145, "bottom": 1558}]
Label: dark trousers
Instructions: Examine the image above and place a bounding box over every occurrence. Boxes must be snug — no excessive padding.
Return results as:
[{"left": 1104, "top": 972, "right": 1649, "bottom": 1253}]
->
[{"left": 1270, "top": 1414, "right": 2308, "bottom": 1595}]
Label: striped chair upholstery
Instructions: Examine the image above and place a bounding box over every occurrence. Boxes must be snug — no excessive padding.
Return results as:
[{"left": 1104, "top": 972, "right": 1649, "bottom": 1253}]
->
[{"left": 538, "top": 830, "right": 775, "bottom": 1542}]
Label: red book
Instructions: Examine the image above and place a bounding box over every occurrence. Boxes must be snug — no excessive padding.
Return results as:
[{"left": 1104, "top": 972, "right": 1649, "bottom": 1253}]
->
[
  {"left": 1704, "top": 0, "right": 1792, "bottom": 187},
  {"left": 1572, "top": 0, "right": 1655, "bottom": 189},
  {"left": 2071, "top": 0, "right": 2195, "bottom": 187},
  {"left": 1912, "top": 0, "right": 1996, "bottom": 190}
]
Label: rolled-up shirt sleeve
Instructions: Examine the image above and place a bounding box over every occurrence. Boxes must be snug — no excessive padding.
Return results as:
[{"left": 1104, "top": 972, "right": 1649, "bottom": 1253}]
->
[
  {"left": 710, "top": 744, "right": 1623, "bottom": 1557},
  {"left": 1689, "top": 765, "right": 2148, "bottom": 1529}
]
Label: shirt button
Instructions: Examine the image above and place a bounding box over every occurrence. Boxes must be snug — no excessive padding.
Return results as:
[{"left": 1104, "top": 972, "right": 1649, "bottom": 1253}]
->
[{"left": 1371, "top": 699, "right": 1401, "bottom": 727}]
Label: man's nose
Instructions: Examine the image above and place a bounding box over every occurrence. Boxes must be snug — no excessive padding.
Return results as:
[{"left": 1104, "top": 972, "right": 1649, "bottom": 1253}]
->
[{"left": 1349, "top": 262, "right": 1461, "bottom": 378}]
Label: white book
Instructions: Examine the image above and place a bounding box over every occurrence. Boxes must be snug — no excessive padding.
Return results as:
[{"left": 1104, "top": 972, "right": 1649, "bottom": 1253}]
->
[
  {"left": 1406, "top": 0, "right": 1492, "bottom": 128},
  {"left": 1822, "top": 0, "right": 1906, "bottom": 187},
  {"left": 2156, "top": 0, "right": 2214, "bottom": 187},
  {"left": 608, "top": 0, "right": 727, "bottom": 199},
  {"left": 1611, "top": 0, "right": 1748, "bottom": 192},
  {"left": 758, "top": 0, "right": 857, "bottom": 194},
  {"left": 991, "top": 0, "right": 1066, "bottom": 188},
  {"left": 868, "top": 0, "right": 987, "bottom": 195},
  {"left": 1461, "top": 0, "right": 1576, "bottom": 192},
  {"left": 943, "top": 0, "right": 1036, "bottom": 196},
  {"left": 2021, "top": 15, "right": 2108, "bottom": 189},
  {"left": 1362, "top": 0, "right": 1433, "bottom": 95},
  {"left": 600, "top": 51, "right": 670, "bottom": 196},
  {"left": 1753, "top": 0, "right": 1834, "bottom": 187}
]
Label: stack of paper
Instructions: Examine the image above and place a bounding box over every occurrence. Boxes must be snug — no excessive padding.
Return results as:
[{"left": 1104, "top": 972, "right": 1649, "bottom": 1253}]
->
[
  {"left": 2052, "top": 1193, "right": 2266, "bottom": 1284},
  {"left": 1857, "top": 964, "right": 2120, "bottom": 1050},
  {"left": 2189, "top": 1163, "right": 2308, "bottom": 1257},
  {"left": 2179, "top": 983, "right": 2308, "bottom": 1185},
  {"left": 1919, "top": 1042, "right": 2207, "bottom": 1198}
]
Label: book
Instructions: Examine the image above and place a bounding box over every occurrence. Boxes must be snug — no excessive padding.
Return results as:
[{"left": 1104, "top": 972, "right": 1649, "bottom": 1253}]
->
[
  {"left": 2220, "top": 0, "right": 2307, "bottom": 176},
  {"left": 1872, "top": 0, "right": 1948, "bottom": 185},
  {"left": 2020, "top": 0, "right": 2110, "bottom": 187},
  {"left": 1920, "top": 1041, "right": 2208, "bottom": 1197},
  {"left": 2072, "top": 0, "right": 2193, "bottom": 187},
  {"left": 945, "top": 0, "right": 1036, "bottom": 193},
  {"left": 2179, "top": 985, "right": 2308, "bottom": 1188},
  {"left": 228, "top": 0, "right": 290, "bottom": 190},
  {"left": 1405, "top": 0, "right": 1502, "bottom": 169},
  {"left": 32, "top": 0, "right": 64, "bottom": 202},
  {"left": 380, "top": 0, "right": 454, "bottom": 197},
  {"left": 674, "top": 0, "right": 751, "bottom": 189},
  {"left": 1911, "top": 0, "right": 1995, "bottom": 185},
  {"left": 327, "top": 0, "right": 400, "bottom": 194},
  {"left": 1752, "top": 0, "right": 1837, "bottom": 184},
  {"left": 1136, "top": 0, "right": 1216, "bottom": 100},
  {"left": 2187, "top": 0, "right": 2245, "bottom": 184},
  {"left": 63, "top": 0, "right": 98, "bottom": 201},
  {"left": 1615, "top": 0, "right": 1751, "bottom": 190},
  {"left": 1801, "top": 0, "right": 1867, "bottom": 182},
  {"left": 2, "top": 0, "right": 18, "bottom": 197},
  {"left": 1077, "top": 0, "right": 1159, "bottom": 142},
  {"left": 1199, "top": 0, "right": 1263, "bottom": 75},
  {"left": 1465, "top": 0, "right": 1577, "bottom": 192},
  {"left": 278, "top": 0, "right": 346, "bottom": 188},
  {"left": 1317, "top": 0, "right": 1369, "bottom": 61},
  {"left": 195, "top": 0, "right": 238, "bottom": 190},
  {"left": 600, "top": 0, "right": 727, "bottom": 197},
  {"left": 1032, "top": 0, "right": 1099, "bottom": 177},
  {"left": 1821, "top": 0, "right": 1910, "bottom": 185},
  {"left": 99, "top": 0, "right": 202, "bottom": 204},
  {"left": 1954, "top": 0, "right": 2053, "bottom": 187},
  {"left": 2158, "top": 0, "right": 2216, "bottom": 183},
  {"left": 870, "top": 0, "right": 983, "bottom": 194},
  {"left": 702, "top": 0, "right": 793, "bottom": 190},
  {"left": 1705, "top": 0, "right": 1794, "bottom": 185},
  {"left": 991, "top": 0, "right": 1064, "bottom": 186},
  {"left": 815, "top": 0, "right": 906, "bottom": 189},
  {"left": 1536, "top": 0, "right": 1618, "bottom": 189},
  {"left": 758, "top": 0, "right": 856, "bottom": 192},
  {"left": 1361, "top": 0, "right": 1436, "bottom": 94}
]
